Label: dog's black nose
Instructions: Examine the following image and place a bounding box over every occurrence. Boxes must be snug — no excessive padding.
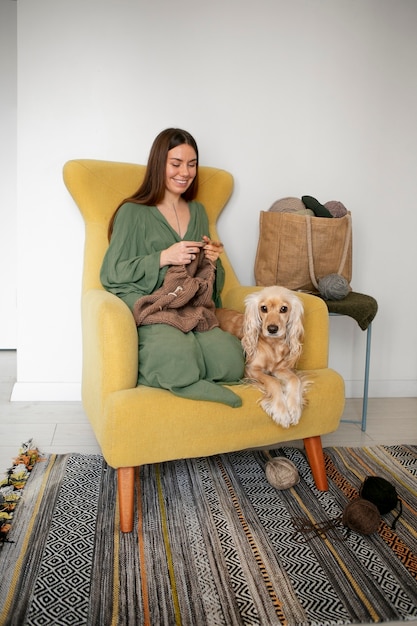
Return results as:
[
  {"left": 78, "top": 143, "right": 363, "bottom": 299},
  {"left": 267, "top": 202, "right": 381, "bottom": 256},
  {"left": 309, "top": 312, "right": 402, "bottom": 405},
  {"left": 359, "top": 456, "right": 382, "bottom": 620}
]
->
[{"left": 267, "top": 324, "right": 279, "bottom": 334}]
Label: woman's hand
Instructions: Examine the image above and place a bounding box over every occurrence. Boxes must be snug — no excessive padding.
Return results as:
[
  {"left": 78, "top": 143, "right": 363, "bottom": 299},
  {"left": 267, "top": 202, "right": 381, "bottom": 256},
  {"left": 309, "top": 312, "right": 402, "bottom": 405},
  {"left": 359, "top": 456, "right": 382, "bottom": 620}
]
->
[
  {"left": 202, "top": 236, "right": 224, "bottom": 263},
  {"left": 160, "top": 240, "right": 203, "bottom": 267}
]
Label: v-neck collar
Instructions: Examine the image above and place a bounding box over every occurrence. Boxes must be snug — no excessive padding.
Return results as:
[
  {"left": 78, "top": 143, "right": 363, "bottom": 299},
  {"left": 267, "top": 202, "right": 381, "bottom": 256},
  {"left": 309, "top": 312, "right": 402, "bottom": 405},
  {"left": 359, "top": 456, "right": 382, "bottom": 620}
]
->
[{"left": 152, "top": 201, "right": 195, "bottom": 241}]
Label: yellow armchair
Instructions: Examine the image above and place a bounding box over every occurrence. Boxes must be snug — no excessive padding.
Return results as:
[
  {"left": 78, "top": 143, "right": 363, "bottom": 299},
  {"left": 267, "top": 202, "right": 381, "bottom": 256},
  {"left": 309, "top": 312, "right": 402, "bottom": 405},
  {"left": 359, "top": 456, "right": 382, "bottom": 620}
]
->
[{"left": 63, "top": 159, "right": 345, "bottom": 532}]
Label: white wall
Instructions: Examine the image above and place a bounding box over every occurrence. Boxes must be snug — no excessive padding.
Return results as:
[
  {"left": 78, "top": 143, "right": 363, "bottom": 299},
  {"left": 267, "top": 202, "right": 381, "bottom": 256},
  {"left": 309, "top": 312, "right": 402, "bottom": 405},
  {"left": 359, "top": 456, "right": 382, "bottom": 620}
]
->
[
  {"left": 0, "top": 0, "right": 17, "bottom": 348},
  {"left": 9, "top": 0, "right": 417, "bottom": 400}
]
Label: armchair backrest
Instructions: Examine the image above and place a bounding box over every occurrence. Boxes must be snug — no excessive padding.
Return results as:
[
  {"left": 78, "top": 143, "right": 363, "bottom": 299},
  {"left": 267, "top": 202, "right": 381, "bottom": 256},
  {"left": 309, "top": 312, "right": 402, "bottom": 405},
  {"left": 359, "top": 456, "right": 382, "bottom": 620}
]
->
[{"left": 63, "top": 159, "right": 240, "bottom": 296}]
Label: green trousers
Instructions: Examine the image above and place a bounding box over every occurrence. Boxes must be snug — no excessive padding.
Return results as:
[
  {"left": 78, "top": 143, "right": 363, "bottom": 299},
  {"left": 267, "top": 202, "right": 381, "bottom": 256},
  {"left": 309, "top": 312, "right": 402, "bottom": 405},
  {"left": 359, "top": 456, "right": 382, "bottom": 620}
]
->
[{"left": 137, "top": 324, "right": 244, "bottom": 407}]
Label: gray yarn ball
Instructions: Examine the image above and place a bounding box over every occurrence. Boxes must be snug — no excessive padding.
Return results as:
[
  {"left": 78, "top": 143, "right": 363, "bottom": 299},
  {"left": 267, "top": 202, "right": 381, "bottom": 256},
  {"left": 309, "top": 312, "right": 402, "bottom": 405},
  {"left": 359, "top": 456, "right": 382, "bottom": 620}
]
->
[
  {"left": 318, "top": 274, "right": 350, "bottom": 300},
  {"left": 265, "top": 458, "right": 300, "bottom": 490}
]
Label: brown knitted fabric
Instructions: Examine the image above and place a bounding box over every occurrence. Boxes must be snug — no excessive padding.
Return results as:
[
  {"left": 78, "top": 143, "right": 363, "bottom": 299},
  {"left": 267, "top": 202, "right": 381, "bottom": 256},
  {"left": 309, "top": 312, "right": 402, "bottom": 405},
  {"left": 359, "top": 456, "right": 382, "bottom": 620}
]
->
[{"left": 133, "top": 252, "right": 219, "bottom": 333}]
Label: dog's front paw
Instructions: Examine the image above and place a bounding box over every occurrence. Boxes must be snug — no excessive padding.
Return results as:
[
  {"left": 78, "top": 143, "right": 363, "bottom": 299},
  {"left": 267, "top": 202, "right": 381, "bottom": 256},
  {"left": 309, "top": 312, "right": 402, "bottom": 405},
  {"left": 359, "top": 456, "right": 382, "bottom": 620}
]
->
[
  {"left": 260, "top": 397, "right": 292, "bottom": 428},
  {"left": 286, "top": 400, "right": 303, "bottom": 426},
  {"left": 284, "top": 372, "right": 310, "bottom": 426}
]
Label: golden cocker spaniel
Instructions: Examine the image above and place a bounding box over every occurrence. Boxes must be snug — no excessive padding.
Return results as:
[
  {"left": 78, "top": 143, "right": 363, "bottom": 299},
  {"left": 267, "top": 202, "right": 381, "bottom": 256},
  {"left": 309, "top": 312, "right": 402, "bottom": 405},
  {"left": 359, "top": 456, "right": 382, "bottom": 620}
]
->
[{"left": 216, "top": 286, "right": 310, "bottom": 427}]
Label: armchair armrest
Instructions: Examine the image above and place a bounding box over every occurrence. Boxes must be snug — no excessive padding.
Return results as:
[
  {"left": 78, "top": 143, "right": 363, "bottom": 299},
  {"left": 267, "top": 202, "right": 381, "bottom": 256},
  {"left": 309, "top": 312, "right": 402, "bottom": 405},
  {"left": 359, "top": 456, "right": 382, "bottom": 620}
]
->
[
  {"left": 81, "top": 289, "right": 138, "bottom": 418},
  {"left": 221, "top": 286, "right": 329, "bottom": 370}
]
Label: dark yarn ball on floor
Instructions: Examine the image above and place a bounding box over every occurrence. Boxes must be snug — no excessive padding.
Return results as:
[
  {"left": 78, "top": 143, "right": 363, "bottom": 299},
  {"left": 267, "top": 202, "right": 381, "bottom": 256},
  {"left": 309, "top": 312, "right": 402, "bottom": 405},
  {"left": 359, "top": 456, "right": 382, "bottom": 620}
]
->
[
  {"left": 342, "top": 498, "right": 380, "bottom": 535},
  {"left": 360, "top": 476, "right": 399, "bottom": 514},
  {"left": 318, "top": 274, "right": 350, "bottom": 300}
]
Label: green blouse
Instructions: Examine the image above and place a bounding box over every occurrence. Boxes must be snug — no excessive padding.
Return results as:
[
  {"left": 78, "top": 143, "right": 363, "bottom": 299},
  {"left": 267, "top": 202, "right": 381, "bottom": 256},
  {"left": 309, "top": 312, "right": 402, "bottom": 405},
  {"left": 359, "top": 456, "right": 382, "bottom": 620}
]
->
[{"left": 100, "top": 200, "right": 225, "bottom": 312}]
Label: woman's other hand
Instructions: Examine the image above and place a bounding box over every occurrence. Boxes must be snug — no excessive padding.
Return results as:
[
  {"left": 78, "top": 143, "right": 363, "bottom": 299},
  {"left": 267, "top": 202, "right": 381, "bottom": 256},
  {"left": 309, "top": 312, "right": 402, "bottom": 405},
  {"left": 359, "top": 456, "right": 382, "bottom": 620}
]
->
[{"left": 202, "top": 235, "right": 224, "bottom": 263}]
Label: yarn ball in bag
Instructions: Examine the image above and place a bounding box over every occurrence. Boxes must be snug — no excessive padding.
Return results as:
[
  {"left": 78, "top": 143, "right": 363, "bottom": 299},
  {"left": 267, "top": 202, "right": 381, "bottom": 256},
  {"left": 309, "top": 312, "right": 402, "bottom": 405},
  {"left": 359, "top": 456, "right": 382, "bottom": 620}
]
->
[
  {"left": 302, "top": 195, "right": 333, "bottom": 218},
  {"left": 269, "top": 197, "right": 305, "bottom": 213},
  {"left": 318, "top": 274, "right": 350, "bottom": 300},
  {"left": 324, "top": 200, "right": 348, "bottom": 218},
  {"left": 265, "top": 457, "right": 300, "bottom": 490},
  {"left": 342, "top": 498, "right": 380, "bottom": 534}
]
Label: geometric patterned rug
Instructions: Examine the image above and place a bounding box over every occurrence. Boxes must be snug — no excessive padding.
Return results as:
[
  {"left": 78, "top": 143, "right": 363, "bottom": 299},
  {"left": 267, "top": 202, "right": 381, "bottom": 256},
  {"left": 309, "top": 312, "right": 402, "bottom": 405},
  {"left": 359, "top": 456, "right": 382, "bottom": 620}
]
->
[{"left": 1, "top": 445, "right": 417, "bottom": 625}]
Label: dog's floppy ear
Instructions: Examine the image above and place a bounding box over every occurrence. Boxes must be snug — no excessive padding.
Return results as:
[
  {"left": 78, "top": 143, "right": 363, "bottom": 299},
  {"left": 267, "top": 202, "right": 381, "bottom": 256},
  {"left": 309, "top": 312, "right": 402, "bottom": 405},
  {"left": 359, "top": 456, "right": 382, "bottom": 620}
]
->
[
  {"left": 286, "top": 294, "right": 304, "bottom": 363},
  {"left": 242, "top": 292, "right": 262, "bottom": 360}
]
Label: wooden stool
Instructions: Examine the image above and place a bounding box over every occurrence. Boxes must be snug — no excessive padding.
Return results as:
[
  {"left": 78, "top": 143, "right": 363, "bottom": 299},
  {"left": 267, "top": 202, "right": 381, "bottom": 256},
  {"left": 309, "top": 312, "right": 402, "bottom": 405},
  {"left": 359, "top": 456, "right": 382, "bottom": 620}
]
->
[{"left": 323, "top": 292, "right": 378, "bottom": 431}]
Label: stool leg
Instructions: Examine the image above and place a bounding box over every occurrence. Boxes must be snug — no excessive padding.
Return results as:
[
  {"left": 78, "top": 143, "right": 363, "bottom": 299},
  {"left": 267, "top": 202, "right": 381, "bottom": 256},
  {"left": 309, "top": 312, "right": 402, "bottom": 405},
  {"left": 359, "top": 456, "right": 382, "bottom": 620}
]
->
[{"left": 362, "top": 322, "right": 372, "bottom": 431}]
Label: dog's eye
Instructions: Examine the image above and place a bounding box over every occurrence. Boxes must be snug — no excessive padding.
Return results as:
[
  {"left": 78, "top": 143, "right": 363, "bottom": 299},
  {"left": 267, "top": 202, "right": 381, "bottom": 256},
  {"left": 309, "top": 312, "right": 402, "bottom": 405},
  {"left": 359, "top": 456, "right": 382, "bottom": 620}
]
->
[
  {"left": 260, "top": 305, "right": 268, "bottom": 313},
  {"left": 280, "top": 306, "right": 288, "bottom": 313}
]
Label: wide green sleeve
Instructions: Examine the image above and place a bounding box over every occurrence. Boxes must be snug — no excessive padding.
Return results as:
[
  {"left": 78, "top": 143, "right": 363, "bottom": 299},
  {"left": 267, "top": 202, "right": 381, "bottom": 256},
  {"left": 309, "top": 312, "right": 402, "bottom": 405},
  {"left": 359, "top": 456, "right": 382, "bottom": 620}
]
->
[
  {"left": 214, "top": 259, "right": 225, "bottom": 308},
  {"left": 100, "top": 203, "right": 166, "bottom": 310}
]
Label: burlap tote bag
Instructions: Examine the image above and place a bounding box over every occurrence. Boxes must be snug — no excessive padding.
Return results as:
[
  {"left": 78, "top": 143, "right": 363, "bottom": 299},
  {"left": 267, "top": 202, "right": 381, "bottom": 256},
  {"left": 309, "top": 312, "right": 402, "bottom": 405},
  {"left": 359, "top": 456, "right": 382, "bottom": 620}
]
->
[{"left": 254, "top": 212, "right": 352, "bottom": 292}]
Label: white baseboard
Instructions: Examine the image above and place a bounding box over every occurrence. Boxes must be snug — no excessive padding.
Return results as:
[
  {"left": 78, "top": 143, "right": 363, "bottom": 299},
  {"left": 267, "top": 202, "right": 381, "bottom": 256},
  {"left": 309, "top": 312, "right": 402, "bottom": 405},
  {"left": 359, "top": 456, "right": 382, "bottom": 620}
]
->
[
  {"left": 11, "top": 382, "right": 82, "bottom": 401},
  {"left": 343, "top": 379, "right": 417, "bottom": 398},
  {"left": 10, "top": 380, "right": 416, "bottom": 402}
]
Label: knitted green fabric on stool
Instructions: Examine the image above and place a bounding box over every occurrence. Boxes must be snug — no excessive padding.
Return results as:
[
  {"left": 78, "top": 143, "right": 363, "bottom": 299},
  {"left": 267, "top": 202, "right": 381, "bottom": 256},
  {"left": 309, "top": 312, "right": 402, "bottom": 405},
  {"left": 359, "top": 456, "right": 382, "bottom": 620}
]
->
[{"left": 323, "top": 292, "right": 378, "bottom": 330}]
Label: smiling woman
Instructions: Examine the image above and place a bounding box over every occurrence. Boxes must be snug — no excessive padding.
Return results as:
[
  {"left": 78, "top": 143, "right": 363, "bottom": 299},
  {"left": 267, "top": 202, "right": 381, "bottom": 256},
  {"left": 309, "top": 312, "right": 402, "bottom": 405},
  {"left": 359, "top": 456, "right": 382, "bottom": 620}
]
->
[
  {"left": 156, "top": 144, "right": 197, "bottom": 244},
  {"left": 100, "top": 128, "right": 245, "bottom": 407}
]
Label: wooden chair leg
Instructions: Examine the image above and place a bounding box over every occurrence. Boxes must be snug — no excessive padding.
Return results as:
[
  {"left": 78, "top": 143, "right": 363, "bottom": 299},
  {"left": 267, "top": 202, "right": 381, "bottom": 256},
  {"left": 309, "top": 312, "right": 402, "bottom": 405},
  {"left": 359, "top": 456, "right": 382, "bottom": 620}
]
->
[
  {"left": 117, "top": 466, "right": 135, "bottom": 532},
  {"left": 303, "top": 436, "right": 328, "bottom": 491}
]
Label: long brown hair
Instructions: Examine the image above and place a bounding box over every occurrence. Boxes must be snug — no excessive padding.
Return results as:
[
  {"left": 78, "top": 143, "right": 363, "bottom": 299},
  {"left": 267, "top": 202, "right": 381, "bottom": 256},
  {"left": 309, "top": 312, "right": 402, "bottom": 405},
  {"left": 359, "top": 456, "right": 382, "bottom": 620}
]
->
[{"left": 108, "top": 128, "right": 199, "bottom": 239}]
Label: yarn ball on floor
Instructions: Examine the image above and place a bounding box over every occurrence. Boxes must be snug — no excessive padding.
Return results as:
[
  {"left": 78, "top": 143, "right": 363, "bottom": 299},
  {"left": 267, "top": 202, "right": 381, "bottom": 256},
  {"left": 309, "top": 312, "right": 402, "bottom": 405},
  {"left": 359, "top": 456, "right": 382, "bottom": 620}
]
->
[
  {"left": 342, "top": 498, "right": 381, "bottom": 535},
  {"left": 265, "top": 457, "right": 300, "bottom": 490},
  {"left": 318, "top": 274, "right": 350, "bottom": 300},
  {"left": 360, "top": 475, "right": 399, "bottom": 515}
]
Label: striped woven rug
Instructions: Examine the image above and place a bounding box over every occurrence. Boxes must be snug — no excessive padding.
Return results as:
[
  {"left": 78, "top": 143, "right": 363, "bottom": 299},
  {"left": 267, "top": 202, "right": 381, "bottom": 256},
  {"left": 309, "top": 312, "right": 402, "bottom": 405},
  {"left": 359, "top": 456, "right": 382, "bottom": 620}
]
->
[{"left": 1, "top": 445, "right": 416, "bottom": 625}]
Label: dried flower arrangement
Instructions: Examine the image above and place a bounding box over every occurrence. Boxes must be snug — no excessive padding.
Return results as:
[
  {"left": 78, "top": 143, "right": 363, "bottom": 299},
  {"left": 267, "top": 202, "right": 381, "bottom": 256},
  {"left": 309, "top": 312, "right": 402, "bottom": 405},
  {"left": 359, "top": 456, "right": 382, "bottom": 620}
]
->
[{"left": 0, "top": 440, "right": 44, "bottom": 546}]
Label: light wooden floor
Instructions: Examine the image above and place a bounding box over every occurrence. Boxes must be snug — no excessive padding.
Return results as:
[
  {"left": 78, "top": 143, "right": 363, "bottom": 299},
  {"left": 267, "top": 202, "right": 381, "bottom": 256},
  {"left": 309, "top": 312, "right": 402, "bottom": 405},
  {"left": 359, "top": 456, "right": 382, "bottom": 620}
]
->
[
  {"left": 1, "top": 350, "right": 416, "bottom": 626},
  {"left": 1, "top": 349, "right": 416, "bottom": 473}
]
